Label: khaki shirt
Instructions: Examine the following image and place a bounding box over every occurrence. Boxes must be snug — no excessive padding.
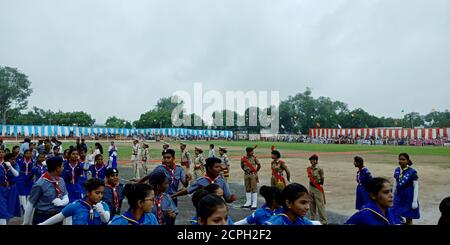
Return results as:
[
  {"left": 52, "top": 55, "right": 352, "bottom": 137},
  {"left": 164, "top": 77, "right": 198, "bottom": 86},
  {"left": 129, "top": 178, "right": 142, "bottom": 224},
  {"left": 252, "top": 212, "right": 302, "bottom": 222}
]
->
[
  {"left": 241, "top": 156, "right": 260, "bottom": 174},
  {"left": 309, "top": 165, "right": 324, "bottom": 185},
  {"left": 141, "top": 148, "right": 149, "bottom": 161},
  {"left": 181, "top": 149, "right": 191, "bottom": 163},
  {"left": 194, "top": 154, "right": 205, "bottom": 170},
  {"left": 131, "top": 144, "right": 139, "bottom": 155}
]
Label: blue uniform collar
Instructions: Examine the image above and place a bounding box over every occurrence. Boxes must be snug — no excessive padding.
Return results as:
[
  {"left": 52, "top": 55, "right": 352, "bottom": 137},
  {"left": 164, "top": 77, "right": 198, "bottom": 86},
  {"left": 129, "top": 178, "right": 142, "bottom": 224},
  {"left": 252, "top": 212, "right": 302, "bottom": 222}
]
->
[
  {"left": 362, "top": 201, "right": 395, "bottom": 225},
  {"left": 122, "top": 210, "right": 146, "bottom": 225}
]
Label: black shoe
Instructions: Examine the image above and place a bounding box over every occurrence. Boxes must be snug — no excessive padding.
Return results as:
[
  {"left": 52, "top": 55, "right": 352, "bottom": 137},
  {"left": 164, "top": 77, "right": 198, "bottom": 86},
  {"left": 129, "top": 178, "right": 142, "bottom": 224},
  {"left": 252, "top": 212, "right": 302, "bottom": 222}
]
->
[
  {"left": 241, "top": 205, "right": 251, "bottom": 209},
  {"left": 251, "top": 207, "right": 257, "bottom": 210}
]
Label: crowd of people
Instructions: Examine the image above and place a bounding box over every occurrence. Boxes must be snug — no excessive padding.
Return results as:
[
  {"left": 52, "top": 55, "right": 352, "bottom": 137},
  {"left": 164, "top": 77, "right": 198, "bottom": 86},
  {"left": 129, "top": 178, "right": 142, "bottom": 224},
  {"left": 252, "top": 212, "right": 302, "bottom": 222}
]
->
[
  {"left": 1, "top": 137, "right": 450, "bottom": 226},
  {"left": 308, "top": 135, "right": 448, "bottom": 146}
]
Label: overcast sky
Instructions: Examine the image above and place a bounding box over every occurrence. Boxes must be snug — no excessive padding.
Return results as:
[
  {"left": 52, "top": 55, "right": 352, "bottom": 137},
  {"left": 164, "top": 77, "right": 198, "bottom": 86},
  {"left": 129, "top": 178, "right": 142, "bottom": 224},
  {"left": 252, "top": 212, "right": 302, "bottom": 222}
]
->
[{"left": 1, "top": 0, "right": 449, "bottom": 124}]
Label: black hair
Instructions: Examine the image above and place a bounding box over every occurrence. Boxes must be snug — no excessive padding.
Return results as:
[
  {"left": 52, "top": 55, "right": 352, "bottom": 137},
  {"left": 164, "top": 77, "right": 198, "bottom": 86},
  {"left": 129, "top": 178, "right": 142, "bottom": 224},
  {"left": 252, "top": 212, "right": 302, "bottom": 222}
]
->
[
  {"left": 67, "top": 148, "right": 79, "bottom": 159},
  {"left": 205, "top": 157, "right": 221, "bottom": 171},
  {"left": 279, "top": 183, "right": 309, "bottom": 209},
  {"left": 192, "top": 188, "right": 210, "bottom": 209},
  {"left": 438, "top": 196, "right": 450, "bottom": 225},
  {"left": 123, "top": 183, "right": 154, "bottom": 209},
  {"left": 197, "top": 194, "right": 226, "bottom": 224},
  {"left": 246, "top": 147, "right": 254, "bottom": 153},
  {"left": 367, "top": 177, "right": 390, "bottom": 200},
  {"left": 12, "top": 145, "right": 20, "bottom": 151},
  {"left": 46, "top": 157, "right": 64, "bottom": 172},
  {"left": 162, "top": 149, "right": 175, "bottom": 157},
  {"left": 24, "top": 138, "right": 31, "bottom": 143},
  {"left": 399, "top": 153, "right": 413, "bottom": 166},
  {"left": 95, "top": 143, "right": 104, "bottom": 154},
  {"left": 38, "top": 140, "right": 44, "bottom": 144},
  {"left": 210, "top": 144, "right": 214, "bottom": 148},
  {"left": 204, "top": 183, "right": 221, "bottom": 194},
  {"left": 148, "top": 171, "right": 167, "bottom": 187},
  {"left": 259, "top": 185, "right": 281, "bottom": 205},
  {"left": 4, "top": 153, "right": 15, "bottom": 162},
  {"left": 94, "top": 154, "right": 103, "bottom": 161},
  {"left": 354, "top": 156, "right": 364, "bottom": 166},
  {"left": 271, "top": 150, "right": 281, "bottom": 158},
  {"left": 84, "top": 178, "right": 105, "bottom": 192},
  {"left": 23, "top": 149, "right": 31, "bottom": 155}
]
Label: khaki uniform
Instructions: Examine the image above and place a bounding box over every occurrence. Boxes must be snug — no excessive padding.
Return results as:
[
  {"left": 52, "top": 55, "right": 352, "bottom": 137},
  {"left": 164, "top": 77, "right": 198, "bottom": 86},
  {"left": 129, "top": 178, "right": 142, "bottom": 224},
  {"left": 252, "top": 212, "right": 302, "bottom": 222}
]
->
[
  {"left": 308, "top": 165, "right": 327, "bottom": 224},
  {"left": 241, "top": 156, "right": 260, "bottom": 193},
  {"left": 220, "top": 154, "right": 231, "bottom": 182},
  {"left": 131, "top": 143, "right": 140, "bottom": 179},
  {"left": 271, "top": 159, "right": 287, "bottom": 190},
  {"left": 193, "top": 154, "right": 205, "bottom": 180},
  {"left": 141, "top": 147, "right": 150, "bottom": 175},
  {"left": 181, "top": 149, "right": 191, "bottom": 173}
]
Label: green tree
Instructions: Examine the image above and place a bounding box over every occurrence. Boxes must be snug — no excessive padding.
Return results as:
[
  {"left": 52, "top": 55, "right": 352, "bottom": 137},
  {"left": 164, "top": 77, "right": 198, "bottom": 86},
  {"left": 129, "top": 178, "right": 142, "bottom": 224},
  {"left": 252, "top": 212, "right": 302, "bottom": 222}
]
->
[
  {"left": 105, "top": 116, "right": 132, "bottom": 128},
  {"left": 0, "top": 66, "right": 33, "bottom": 124}
]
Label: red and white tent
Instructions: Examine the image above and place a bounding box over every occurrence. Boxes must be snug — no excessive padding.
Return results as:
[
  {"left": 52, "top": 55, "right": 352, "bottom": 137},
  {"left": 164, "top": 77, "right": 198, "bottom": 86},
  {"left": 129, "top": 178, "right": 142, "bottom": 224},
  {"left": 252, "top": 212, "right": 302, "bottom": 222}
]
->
[{"left": 309, "top": 128, "right": 449, "bottom": 140}]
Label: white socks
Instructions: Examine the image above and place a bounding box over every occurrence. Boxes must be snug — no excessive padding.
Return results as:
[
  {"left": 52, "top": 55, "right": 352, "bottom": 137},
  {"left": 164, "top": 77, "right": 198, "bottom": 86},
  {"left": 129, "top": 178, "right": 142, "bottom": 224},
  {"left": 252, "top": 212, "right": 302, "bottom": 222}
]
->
[
  {"left": 243, "top": 192, "right": 252, "bottom": 207},
  {"left": 251, "top": 192, "right": 258, "bottom": 208}
]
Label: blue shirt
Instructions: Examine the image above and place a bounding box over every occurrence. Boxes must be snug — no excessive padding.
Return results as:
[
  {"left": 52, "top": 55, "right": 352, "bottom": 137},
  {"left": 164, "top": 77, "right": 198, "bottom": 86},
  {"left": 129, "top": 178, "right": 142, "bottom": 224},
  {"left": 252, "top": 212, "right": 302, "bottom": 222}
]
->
[
  {"left": 89, "top": 164, "right": 107, "bottom": 180},
  {"left": 151, "top": 165, "right": 186, "bottom": 195},
  {"left": 31, "top": 163, "right": 47, "bottom": 181},
  {"left": 152, "top": 192, "right": 178, "bottom": 225},
  {"left": 109, "top": 211, "right": 159, "bottom": 225},
  {"left": 264, "top": 212, "right": 313, "bottom": 225},
  {"left": 246, "top": 204, "right": 284, "bottom": 225},
  {"left": 103, "top": 183, "right": 124, "bottom": 216},
  {"left": 61, "top": 199, "right": 110, "bottom": 225},
  {"left": 187, "top": 175, "right": 231, "bottom": 200},
  {"left": 28, "top": 175, "right": 68, "bottom": 212},
  {"left": 345, "top": 200, "right": 401, "bottom": 225}
]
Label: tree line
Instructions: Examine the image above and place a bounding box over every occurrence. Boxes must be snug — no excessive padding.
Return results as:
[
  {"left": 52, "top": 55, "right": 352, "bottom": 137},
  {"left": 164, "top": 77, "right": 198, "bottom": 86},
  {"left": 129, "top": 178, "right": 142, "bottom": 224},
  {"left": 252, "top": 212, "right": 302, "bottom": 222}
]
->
[{"left": 2, "top": 66, "right": 449, "bottom": 134}]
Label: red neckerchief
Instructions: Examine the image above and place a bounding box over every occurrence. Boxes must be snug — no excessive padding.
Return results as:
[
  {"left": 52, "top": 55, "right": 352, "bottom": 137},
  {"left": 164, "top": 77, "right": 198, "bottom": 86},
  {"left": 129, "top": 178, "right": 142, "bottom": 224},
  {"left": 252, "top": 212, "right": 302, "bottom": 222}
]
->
[
  {"left": 69, "top": 161, "right": 78, "bottom": 184},
  {"left": 42, "top": 172, "right": 62, "bottom": 198},
  {"left": 155, "top": 192, "right": 163, "bottom": 224},
  {"left": 105, "top": 183, "right": 119, "bottom": 211},
  {"left": 1, "top": 161, "right": 10, "bottom": 187},
  {"left": 94, "top": 164, "right": 104, "bottom": 178},
  {"left": 24, "top": 158, "right": 32, "bottom": 175},
  {"left": 164, "top": 162, "right": 176, "bottom": 184},
  {"left": 204, "top": 174, "right": 219, "bottom": 184}
]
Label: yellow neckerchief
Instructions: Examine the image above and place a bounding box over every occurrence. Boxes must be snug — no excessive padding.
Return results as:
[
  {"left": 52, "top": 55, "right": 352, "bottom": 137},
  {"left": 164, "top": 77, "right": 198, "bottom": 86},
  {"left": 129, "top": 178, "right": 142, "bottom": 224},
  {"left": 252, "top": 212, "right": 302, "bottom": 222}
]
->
[
  {"left": 360, "top": 208, "right": 390, "bottom": 225},
  {"left": 399, "top": 166, "right": 409, "bottom": 179},
  {"left": 121, "top": 213, "right": 141, "bottom": 225},
  {"left": 79, "top": 200, "right": 94, "bottom": 223}
]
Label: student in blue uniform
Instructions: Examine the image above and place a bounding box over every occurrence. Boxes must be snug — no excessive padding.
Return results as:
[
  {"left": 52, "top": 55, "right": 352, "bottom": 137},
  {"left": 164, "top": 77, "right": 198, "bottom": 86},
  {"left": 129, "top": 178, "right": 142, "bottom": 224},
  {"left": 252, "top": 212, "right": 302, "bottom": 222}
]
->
[
  {"left": 103, "top": 168, "right": 124, "bottom": 218},
  {"left": 109, "top": 183, "right": 159, "bottom": 225},
  {"left": 148, "top": 171, "right": 178, "bottom": 225},
  {"left": 354, "top": 156, "right": 373, "bottom": 210},
  {"left": 345, "top": 177, "right": 401, "bottom": 225},
  {"left": 438, "top": 196, "right": 450, "bottom": 225},
  {"left": 264, "top": 183, "right": 313, "bottom": 225},
  {"left": 17, "top": 149, "right": 35, "bottom": 211},
  {"left": 139, "top": 149, "right": 190, "bottom": 206},
  {"left": 31, "top": 153, "right": 47, "bottom": 181},
  {"left": 190, "top": 185, "right": 234, "bottom": 225},
  {"left": 38, "top": 178, "right": 110, "bottom": 225},
  {"left": 23, "top": 157, "right": 69, "bottom": 225},
  {"left": 108, "top": 141, "right": 118, "bottom": 169},
  {"left": 0, "top": 151, "right": 20, "bottom": 225},
  {"left": 63, "top": 148, "right": 89, "bottom": 202},
  {"left": 172, "top": 157, "right": 236, "bottom": 203},
  {"left": 89, "top": 154, "right": 107, "bottom": 180},
  {"left": 393, "top": 153, "right": 420, "bottom": 225},
  {"left": 235, "top": 185, "right": 283, "bottom": 225},
  {"left": 197, "top": 194, "right": 229, "bottom": 225},
  {"left": 78, "top": 150, "right": 89, "bottom": 197}
]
